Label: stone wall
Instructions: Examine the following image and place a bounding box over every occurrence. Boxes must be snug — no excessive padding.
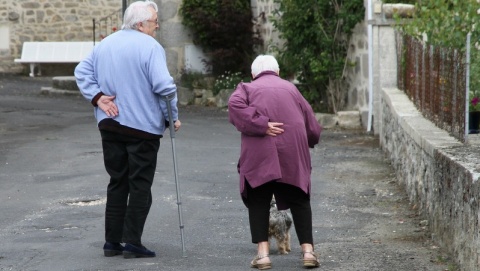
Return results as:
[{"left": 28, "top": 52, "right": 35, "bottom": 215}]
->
[
  {"left": 372, "top": 3, "right": 480, "bottom": 268},
  {"left": 251, "top": 0, "right": 282, "bottom": 52},
  {"left": 344, "top": 21, "right": 369, "bottom": 116},
  {"left": 375, "top": 4, "right": 480, "bottom": 267},
  {"left": 1, "top": 0, "right": 280, "bottom": 79},
  {"left": 1, "top": 0, "right": 122, "bottom": 74},
  {"left": 1, "top": 0, "right": 372, "bottom": 121},
  {"left": 380, "top": 87, "right": 480, "bottom": 271},
  {"left": 1, "top": 0, "right": 369, "bottom": 120},
  {"left": 157, "top": 0, "right": 191, "bottom": 79}
]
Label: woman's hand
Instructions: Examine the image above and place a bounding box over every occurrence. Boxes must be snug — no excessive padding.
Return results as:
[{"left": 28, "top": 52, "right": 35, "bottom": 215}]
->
[{"left": 266, "top": 122, "right": 284, "bottom": 136}]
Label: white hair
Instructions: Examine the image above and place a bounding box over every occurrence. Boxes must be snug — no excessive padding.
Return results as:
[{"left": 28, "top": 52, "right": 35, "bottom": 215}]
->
[
  {"left": 122, "top": 1, "right": 158, "bottom": 30},
  {"left": 251, "top": 55, "right": 280, "bottom": 78}
]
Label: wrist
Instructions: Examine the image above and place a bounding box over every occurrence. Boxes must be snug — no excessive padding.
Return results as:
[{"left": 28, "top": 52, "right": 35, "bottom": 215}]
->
[{"left": 91, "top": 92, "right": 105, "bottom": 106}]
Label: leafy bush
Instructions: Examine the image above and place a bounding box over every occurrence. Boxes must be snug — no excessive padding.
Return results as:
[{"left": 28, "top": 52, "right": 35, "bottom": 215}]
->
[
  {"left": 212, "top": 71, "right": 250, "bottom": 95},
  {"left": 398, "top": 0, "right": 480, "bottom": 106},
  {"left": 271, "top": 0, "right": 364, "bottom": 113},
  {"left": 178, "top": 70, "right": 206, "bottom": 90},
  {"left": 179, "top": 0, "right": 262, "bottom": 77},
  {"left": 401, "top": 0, "right": 479, "bottom": 49}
]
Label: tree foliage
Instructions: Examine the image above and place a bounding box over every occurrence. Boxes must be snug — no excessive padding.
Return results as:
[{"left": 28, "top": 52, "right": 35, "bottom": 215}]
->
[
  {"left": 179, "top": 0, "right": 262, "bottom": 76},
  {"left": 271, "top": 0, "right": 364, "bottom": 113},
  {"left": 401, "top": 0, "right": 479, "bottom": 49},
  {"left": 399, "top": 0, "right": 480, "bottom": 97}
]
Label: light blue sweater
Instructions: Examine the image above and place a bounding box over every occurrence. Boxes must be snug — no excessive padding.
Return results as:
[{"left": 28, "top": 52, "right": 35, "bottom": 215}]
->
[{"left": 75, "top": 29, "right": 178, "bottom": 136}]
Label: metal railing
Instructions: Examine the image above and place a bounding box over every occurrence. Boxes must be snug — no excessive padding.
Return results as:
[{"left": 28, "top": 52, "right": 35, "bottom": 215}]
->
[
  {"left": 93, "top": 9, "right": 123, "bottom": 45},
  {"left": 396, "top": 32, "right": 468, "bottom": 142}
]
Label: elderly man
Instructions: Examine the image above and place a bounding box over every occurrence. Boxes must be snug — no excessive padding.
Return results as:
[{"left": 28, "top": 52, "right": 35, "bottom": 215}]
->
[
  {"left": 228, "top": 55, "right": 322, "bottom": 269},
  {"left": 75, "top": 0, "right": 180, "bottom": 259}
]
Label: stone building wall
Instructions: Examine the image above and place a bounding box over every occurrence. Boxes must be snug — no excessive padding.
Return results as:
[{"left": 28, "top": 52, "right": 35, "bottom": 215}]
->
[
  {"left": 1, "top": 0, "right": 371, "bottom": 118},
  {"left": 157, "top": 0, "right": 283, "bottom": 79},
  {"left": 250, "top": 0, "right": 282, "bottom": 52},
  {"left": 0, "top": 0, "right": 122, "bottom": 74},
  {"left": 157, "top": 0, "right": 191, "bottom": 79},
  {"left": 344, "top": 21, "right": 369, "bottom": 115}
]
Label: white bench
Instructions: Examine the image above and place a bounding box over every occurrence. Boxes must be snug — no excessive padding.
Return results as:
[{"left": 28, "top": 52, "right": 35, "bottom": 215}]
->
[{"left": 14, "top": 41, "right": 95, "bottom": 77}]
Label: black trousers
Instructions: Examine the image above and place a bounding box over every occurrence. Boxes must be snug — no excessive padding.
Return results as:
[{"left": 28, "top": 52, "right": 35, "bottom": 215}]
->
[
  {"left": 100, "top": 130, "right": 160, "bottom": 246},
  {"left": 246, "top": 181, "right": 313, "bottom": 245}
]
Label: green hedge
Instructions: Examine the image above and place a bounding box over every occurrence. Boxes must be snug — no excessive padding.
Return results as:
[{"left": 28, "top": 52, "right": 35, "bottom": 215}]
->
[
  {"left": 271, "top": 0, "right": 364, "bottom": 113},
  {"left": 179, "top": 0, "right": 261, "bottom": 77}
]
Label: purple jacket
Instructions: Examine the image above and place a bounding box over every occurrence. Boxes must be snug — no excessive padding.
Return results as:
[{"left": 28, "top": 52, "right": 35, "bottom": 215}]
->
[{"left": 228, "top": 71, "right": 322, "bottom": 210}]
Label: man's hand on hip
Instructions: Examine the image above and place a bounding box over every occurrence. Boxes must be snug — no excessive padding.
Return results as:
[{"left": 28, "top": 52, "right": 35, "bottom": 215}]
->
[{"left": 98, "top": 95, "right": 118, "bottom": 117}]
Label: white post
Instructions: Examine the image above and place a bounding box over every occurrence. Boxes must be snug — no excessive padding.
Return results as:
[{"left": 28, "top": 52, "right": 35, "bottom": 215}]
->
[
  {"left": 367, "top": 0, "right": 374, "bottom": 132},
  {"left": 465, "top": 32, "right": 471, "bottom": 143}
]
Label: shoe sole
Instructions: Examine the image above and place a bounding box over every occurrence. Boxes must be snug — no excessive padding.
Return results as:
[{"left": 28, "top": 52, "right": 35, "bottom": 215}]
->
[
  {"left": 250, "top": 263, "right": 272, "bottom": 270},
  {"left": 303, "top": 260, "right": 320, "bottom": 268},
  {"left": 104, "top": 250, "right": 123, "bottom": 257},
  {"left": 123, "top": 251, "right": 155, "bottom": 259}
]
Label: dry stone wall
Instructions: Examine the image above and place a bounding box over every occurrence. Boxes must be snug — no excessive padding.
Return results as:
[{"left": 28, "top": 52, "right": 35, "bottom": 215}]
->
[
  {"left": 373, "top": 4, "right": 480, "bottom": 268},
  {"left": 344, "top": 21, "right": 369, "bottom": 114},
  {"left": 251, "top": 0, "right": 281, "bottom": 52},
  {"left": 1, "top": 0, "right": 121, "bottom": 74},
  {"left": 157, "top": 0, "right": 191, "bottom": 79},
  {"left": 380, "top": 87, "right": 480, "bottom": 271}
]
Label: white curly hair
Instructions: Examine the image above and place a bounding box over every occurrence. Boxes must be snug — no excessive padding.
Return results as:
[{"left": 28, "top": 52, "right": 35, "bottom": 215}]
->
[
  {"left": 121, "top": 1, "right": 158, "bottom": 30},
  {"left": 251, "top": 55, "right": 280, "bottom": 78}
]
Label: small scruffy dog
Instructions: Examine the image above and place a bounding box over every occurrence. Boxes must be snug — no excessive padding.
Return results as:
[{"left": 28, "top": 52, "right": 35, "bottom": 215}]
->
[{"left": 268, "top": 197, "right": 292, "bottom": 254}]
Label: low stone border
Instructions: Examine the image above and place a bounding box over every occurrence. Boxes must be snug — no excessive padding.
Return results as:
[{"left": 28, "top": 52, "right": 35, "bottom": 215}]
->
[{"left": 380, "top": 87, "right": 480, "bottom": 271}]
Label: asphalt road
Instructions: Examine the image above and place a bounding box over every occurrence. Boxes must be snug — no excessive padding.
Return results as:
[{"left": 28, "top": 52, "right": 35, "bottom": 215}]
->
[{"left": 0, "top": 74, "right": 454, "bottom": 271}]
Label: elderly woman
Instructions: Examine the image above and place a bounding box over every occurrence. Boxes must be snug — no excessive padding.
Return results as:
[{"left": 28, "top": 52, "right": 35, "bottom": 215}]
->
[{"left": 228, "top": 55, "right": 322, "bottom": 269}]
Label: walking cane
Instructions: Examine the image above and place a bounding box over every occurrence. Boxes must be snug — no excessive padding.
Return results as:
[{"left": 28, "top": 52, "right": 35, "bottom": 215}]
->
[{"left": 162, "top": 92, "right": 187, "bottom": 258}]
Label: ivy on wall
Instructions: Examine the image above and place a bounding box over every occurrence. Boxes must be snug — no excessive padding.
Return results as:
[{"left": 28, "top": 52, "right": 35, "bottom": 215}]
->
[
  {"left": 179, "top": 0, "right": 262, "bottom": 76},
  {"left": 271, "top": 0, "right": 365, "bottom": 113}
]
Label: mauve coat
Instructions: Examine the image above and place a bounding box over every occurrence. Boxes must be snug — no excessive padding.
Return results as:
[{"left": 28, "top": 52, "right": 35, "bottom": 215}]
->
[{"left": 228, "top": 71, "right": 322, "bottom": 210}]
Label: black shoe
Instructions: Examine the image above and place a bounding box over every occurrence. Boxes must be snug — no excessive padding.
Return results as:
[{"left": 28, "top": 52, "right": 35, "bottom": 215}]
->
[
  {"left": 123, "top": 243, "right": 156, "bottom": 259},
  {"left": 103, "top": 242, "right": 124, "bottom": 257}
]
